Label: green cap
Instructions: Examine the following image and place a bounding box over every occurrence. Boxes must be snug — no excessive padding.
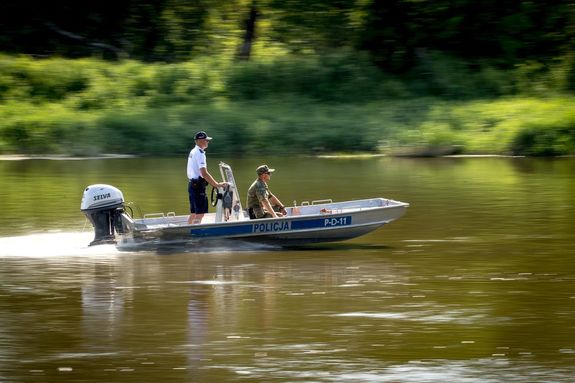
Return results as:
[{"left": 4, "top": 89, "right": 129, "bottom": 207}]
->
[{"left": 256, "top": 165, "right": 275, "bottom": 175}]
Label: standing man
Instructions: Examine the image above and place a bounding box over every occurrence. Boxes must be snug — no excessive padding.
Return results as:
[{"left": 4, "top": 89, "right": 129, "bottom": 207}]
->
[
  {"left": 187, "top": 131, "right": 227, "bottom": 224},
  {"left": 246, "top": 164, "right": 287, "bottom": 219}
]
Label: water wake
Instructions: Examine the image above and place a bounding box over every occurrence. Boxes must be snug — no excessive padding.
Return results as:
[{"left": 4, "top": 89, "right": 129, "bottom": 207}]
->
[
  {"left": 0, "top": 232, "right": 118, "bottom": 258},
  {"left": 0, "top": 232, "right": 278, "bottom": 258}
]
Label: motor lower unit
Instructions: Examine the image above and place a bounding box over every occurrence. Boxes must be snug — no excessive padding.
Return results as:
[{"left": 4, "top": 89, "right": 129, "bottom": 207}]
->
[{"left": 81, "top": 184, "right": 125, "bottom": 246}]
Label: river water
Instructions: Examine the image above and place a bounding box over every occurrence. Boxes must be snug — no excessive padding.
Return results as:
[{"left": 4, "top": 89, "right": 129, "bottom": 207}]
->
[{"left": 0, "top": 156, "right": 574, "bottom": 382}]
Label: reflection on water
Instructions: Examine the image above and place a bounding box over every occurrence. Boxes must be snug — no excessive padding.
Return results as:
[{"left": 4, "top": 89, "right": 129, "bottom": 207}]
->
[{"left": 1, "top": 157, "right": 574, "bottom": 382}]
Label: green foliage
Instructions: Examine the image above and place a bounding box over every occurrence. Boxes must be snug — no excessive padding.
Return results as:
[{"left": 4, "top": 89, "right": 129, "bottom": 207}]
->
[
  {"left": 226, "top": 51, "right": 388, "bottom": 102},
  {"left": 0, "top": 56, "right": 90, "bottom": 102},
  {"left": 511, "top": 125, "right": 575, "bottom": 156},
  {"left": 408, "top": 51, "right": 515, "bottom": 98},
  {"left": 1, "top": 55, "right": 575, "bottom": 157},
  {"left": 390, "top": 97, "right": 575, "bottom": 156},
  {"left": 0, "top": 101, "right": 100, "bottom": 155},
  {"left": 2, "top": 0, "right": 575, "bottom": 158},
  {"left": 2, "top": 0, "right": 574, "bottom": 77}
]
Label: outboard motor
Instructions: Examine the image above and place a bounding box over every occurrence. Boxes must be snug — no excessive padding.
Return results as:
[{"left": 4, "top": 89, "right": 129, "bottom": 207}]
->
[{"left": 81, "top": 184, "right": 125, "bottom": 246}]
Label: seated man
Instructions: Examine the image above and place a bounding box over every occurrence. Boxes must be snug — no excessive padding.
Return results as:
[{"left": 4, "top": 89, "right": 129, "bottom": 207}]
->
[{"left": 246, "top": 164, "right": 287, "bottom": 219}]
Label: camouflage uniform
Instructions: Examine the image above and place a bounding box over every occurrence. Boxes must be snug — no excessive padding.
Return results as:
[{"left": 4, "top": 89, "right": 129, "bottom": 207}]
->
[{"left": 246, "top": 178, "right": 274, "bottom": 218}]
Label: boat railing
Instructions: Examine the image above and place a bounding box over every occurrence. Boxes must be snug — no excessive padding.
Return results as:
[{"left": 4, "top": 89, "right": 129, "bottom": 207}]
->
[
  {"left": 141, "top": 212, "right": 178, "bottom": 226},
  {"left": 291, "top": 198, "right": 392, "bottom": 216},
  {"left": 315, "top": 199, "right": 332, "bottom": 205},
  {"left": 143, "top": 212, "right": 176, "bottom": 219},
  {"left": 299, "top": 199, "right": 334, "bottom": 206}
]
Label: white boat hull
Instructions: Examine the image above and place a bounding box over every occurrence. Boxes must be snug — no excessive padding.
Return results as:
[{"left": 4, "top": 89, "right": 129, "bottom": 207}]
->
[{"left": 115, "top": 198, "right": 408, "bottom": 249}]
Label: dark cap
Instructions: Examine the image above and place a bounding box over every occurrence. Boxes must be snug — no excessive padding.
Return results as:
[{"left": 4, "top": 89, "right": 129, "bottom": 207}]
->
[
  {"left": 194, "top": 131, "right": 212, "bottom": 140},
  {"left": 256, "top": 164, "right": 275, "bottom": 175}
]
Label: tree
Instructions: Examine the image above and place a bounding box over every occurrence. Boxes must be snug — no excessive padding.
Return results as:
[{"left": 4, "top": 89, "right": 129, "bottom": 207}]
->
[
  {"left": 1, "top": 0, "right": 574, "bottom": 69},
  {"left": 237, "top": 3, "right": 258, "bottom": 60},
  {"left": 358, "top": 0, "right": 414, "bottom": 71}
]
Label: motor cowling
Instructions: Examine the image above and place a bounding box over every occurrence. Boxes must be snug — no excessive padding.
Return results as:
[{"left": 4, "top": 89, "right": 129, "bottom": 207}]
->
[{"left": 81, "top": 184, "right": 125, "bottom": 246}]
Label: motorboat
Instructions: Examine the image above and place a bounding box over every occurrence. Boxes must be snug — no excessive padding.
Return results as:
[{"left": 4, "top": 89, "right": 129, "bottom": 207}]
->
[{"left": 81, "top": 162, "right": 409, "bottom": 249}]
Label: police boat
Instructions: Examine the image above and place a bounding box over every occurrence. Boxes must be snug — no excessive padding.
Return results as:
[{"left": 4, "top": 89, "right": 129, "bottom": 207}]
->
[{"left": 81, "top": 162, "right": 409, "bottom": 249}]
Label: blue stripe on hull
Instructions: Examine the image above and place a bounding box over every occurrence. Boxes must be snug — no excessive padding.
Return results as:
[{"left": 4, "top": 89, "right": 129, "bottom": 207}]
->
[{"left": 190, "top": 216, "right": 352, "bottom": 238}]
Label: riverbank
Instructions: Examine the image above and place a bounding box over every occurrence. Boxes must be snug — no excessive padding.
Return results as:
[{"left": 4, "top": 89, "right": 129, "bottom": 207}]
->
[
  {"left": 5, "top": 152, "right": 569, "bottom": 161},
  {"left": 1, "top": 55, "right": 574, "bottom": 157},
  {"left": 0, "top": 154, "right": 137, "bottom": 161},
  {"left": 2, "top": 96, "right": 575, "bottom": 157}
]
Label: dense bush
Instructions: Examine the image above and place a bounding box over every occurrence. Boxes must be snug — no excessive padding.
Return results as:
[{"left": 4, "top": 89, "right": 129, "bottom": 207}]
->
[{"left": 225, "top": 52, "right": 390, "bottom": 102}]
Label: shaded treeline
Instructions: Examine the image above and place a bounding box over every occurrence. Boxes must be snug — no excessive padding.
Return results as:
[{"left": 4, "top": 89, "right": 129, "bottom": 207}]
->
[{"left": 1, "top": 0, "right": 574, "bottom": 70}]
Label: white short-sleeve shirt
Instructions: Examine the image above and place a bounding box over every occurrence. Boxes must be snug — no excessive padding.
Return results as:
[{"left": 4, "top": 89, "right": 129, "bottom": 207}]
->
[{"left": 187, "top": 145, "right": 206, "bottom": 179}]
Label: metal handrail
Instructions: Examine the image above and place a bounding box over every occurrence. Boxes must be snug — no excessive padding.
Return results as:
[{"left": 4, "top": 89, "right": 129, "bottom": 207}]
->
[
  {"left": 311, "top": 199, "right": 333, "bottom": 205},
  {"left": 143, "top": 212, "right": 166, "bottom": 219}
]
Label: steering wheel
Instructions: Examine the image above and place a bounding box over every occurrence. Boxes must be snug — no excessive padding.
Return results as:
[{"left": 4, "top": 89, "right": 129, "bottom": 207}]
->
[{"left": 210, "top": 187, "right": 220, "bottom": 207}]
